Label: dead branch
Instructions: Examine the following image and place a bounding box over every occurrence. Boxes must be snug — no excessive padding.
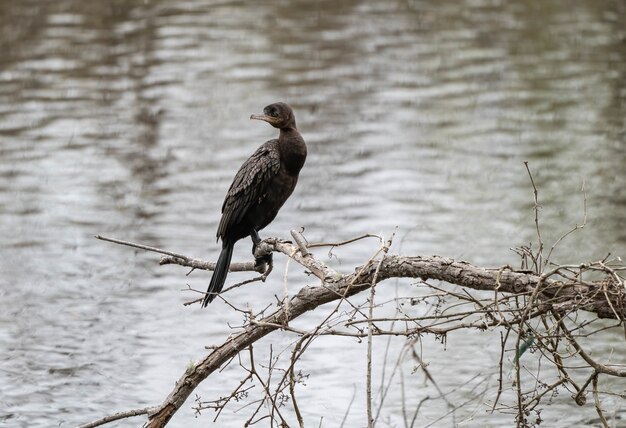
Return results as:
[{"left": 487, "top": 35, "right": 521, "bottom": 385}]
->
[
  {"left": 96, "top": 235, "right": 263, "bottom": 274},
  {"left": 85, "top": 232, "right": 626, "bottom": 428},
  {"left": 76, "top": 406, "right": 155, "bottom": 428}
]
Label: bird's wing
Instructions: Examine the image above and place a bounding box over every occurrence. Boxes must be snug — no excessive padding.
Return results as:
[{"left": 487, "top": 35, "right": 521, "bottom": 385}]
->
[{"left": 217, "top": 140, "right": 281, "bottom": 239}]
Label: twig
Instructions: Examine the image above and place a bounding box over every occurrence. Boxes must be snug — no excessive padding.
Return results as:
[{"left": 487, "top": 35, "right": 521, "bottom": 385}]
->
[
  {"left": 523, "top": 161, "right": 543, "bottom": 273},
  {"left": 289, "top": 339, "right": 305, "bottom": 428},
  {"left": 592, "top": 374, "right": 609, "bottom": 428},
  {"left": 77, "top": 407, "right": 155, "bottom": 428},
  {"left": 491, "top": 329, "right": 510, "bottom": 413},
  {"left": 96, "top": 235, "right": 264, "bottom": 273},
  {"left": 366, "top": 234, "right": 393, "bottom": 428},
  {"left": 95, "top": 235, "right": 190, "bottom": 260},
  {"left": 307, "top": 233, "right": 382, "bottom": 249},
  {"left": 291, "top": 228, "right": 310, "bottom": 256}
]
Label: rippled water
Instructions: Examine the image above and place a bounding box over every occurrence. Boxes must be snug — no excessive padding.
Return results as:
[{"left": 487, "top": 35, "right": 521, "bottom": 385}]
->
[{"left": 1, "top": 1, "right": 625, "bottom": 427}]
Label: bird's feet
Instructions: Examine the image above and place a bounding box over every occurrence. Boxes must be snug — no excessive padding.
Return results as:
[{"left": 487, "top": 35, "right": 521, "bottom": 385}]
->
[
  {"left": 254, "top": 252, "right": 273, "bottom": 276},
  {"left": 252, "top": 237, "right": 273, "bottom": 277}
]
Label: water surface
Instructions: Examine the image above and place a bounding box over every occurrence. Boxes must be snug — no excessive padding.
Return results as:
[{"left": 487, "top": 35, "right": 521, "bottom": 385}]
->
[{"left": 1, "top": 1, "right": 625, "bottom": 427}]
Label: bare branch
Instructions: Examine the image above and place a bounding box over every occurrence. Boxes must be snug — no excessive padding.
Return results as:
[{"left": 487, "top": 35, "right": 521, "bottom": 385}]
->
[
  {"left": 160, "top": 254, "right": 262, "bottom": 273},
  {"left": 95, "top": 235, "right": 190, "bottom": 260},
  {"left": 77, "top": 406, "right": 155, "bottom": 428},
  {"left": 90, "top": 228, "right": 625, "bottom": 427},
  {"left": 144, "top": 247, "right": 625, "bottom": 426}
]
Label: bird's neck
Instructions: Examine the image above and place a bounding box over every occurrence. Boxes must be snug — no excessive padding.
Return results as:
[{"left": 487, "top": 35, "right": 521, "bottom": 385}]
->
[{"left": 278, "top": 127, "right": 307, "bottom": 175}]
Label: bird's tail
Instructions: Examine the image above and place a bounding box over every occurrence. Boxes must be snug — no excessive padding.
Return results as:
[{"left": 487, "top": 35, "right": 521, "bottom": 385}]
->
[{"left": 202, "top": 241, "right": 234, "bottom": 307}]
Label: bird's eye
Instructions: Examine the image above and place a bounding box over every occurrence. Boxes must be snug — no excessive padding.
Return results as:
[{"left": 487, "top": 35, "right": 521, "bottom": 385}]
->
[{"left": 271, "top": 111, "right": 279, "bottom": 117}]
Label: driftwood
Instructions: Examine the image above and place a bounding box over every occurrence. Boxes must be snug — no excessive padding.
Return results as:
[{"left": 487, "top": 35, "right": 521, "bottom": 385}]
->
[{"left": 86, "top": 231, "right": 626, "bottom": 428}]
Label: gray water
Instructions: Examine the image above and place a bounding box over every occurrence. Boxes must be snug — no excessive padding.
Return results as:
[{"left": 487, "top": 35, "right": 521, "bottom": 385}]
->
[{"left": 1, "top": 1, "right": 625, "bottom": 427}]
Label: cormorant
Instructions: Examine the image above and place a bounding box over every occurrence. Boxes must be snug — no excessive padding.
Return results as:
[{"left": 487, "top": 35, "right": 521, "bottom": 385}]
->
[{"left": 201, "top": 102, "right": 307, "bottom": 307}]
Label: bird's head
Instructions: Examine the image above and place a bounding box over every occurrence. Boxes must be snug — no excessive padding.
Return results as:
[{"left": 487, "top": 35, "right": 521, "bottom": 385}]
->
[{"left": 250, "top": 102, "right": 295, "bottom": 129}]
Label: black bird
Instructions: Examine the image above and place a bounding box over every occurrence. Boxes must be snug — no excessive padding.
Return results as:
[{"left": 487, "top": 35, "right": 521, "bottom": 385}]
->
[{"left": 202, "top": 102, "right": 307, "bottom": 307}]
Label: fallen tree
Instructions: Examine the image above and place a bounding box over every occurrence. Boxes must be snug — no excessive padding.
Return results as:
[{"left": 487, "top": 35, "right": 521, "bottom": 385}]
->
[
  {"left": 83, "top": 229, "right": 625, "bottom": 428},
  {"left": 83, "top": 166, "right": 626, "bottom": 428}
]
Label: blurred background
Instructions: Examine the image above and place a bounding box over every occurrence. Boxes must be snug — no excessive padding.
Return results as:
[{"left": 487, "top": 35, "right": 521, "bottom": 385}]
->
[{"left": 0, "top": 0, "right": 625, "bottom": 427}]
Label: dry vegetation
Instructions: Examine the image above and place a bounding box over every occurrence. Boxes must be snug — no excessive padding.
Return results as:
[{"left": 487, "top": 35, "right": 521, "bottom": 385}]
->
[{"left": 84, "top": 165, "right": 626, "bottom": 428}]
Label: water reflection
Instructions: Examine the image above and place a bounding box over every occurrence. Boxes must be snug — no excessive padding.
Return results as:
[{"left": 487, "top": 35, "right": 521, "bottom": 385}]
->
[{"left": 0, "top": 0, "right": 625, "bottom": 427}]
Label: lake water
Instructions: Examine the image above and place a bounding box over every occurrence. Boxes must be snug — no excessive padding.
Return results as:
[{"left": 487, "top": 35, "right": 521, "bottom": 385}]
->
[{"left": 1, "top": 0, "right": 625, "bottom": 427}]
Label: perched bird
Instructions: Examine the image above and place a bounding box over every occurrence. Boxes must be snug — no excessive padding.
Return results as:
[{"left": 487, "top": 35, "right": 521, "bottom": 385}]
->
[{"left": 202, "top": 102, "right": 307, "bottom": 307}]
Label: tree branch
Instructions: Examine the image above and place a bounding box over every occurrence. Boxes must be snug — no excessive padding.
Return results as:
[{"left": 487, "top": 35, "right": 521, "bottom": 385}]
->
[
  {"left": 145, "top": 243, "right": 625, "bottom": 426},
  {"left": 86, "top": 234, "right": 625, "bottom": 428},
  {"left": 77, "top": 406, "right": 155, "bottom": 428}
]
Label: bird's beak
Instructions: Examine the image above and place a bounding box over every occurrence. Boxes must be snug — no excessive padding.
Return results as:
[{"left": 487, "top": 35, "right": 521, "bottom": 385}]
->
[{"left": 250, "top": 114, "right": 279, "bottom": 125}]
